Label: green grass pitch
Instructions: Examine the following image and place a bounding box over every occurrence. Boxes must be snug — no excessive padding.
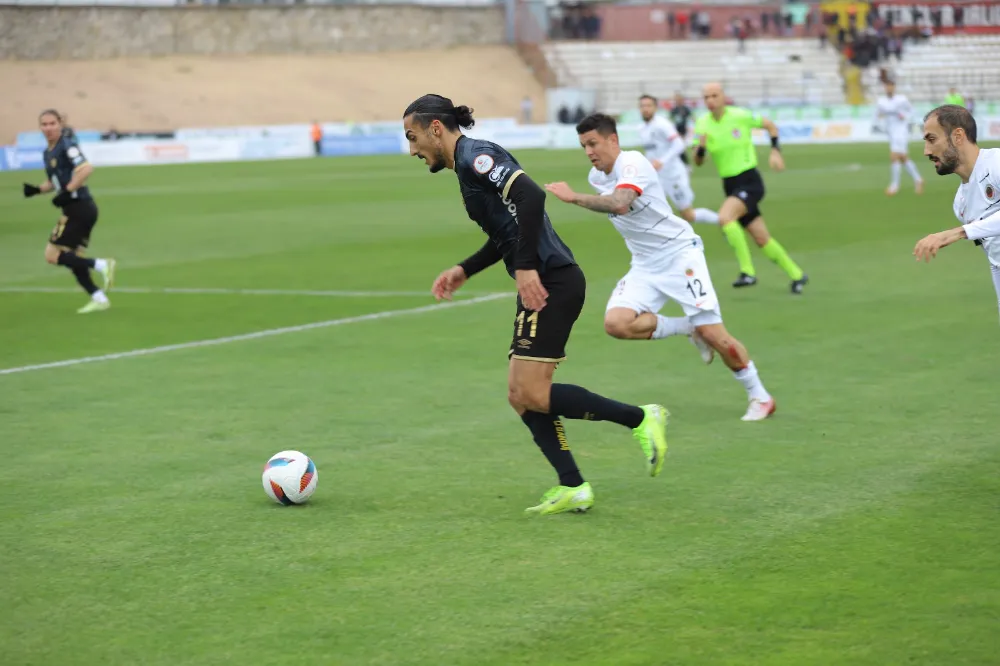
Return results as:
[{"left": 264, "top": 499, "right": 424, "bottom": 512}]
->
[{"left": 1, "top": 143, "right": 998, "bottom": 666}]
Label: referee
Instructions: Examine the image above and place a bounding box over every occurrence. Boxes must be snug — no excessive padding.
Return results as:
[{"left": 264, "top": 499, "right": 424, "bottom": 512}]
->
[
  {"left": 693, "top": 83, "right": 809, "bottom": 294},
  {"left": 23, "top": 109, "right": 116, "bottom": 313}
]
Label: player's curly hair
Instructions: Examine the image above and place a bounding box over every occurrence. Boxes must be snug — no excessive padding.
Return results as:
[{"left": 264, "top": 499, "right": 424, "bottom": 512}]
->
[
  {"left": 403, "top": 94, "right": 475, "bottom": 131},
  {"left": 926, "top": 105, "right": 977, "bottom": 145}
]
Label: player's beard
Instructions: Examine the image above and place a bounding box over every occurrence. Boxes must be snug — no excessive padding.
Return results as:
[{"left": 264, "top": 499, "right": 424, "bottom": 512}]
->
[
  {"left": 426, "top": 146, "right": 447, "bottom": 173},
  {"left": 933, "top": 139, "right": 960, "bottom": 175}
]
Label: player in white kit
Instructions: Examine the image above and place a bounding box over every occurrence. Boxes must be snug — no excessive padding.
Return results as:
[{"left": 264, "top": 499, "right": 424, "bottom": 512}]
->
[
  {"left": 913, "top": 105, "right": 1000, "bottom": 320},
  {"left": 875, "top": 78, "right": 925, "bottom": 196},
  {"left": 637, "top": 95, "right": 719, "bottom": 225},
  {"left": 545, "top": 113, "right": 777, "bottom": 421}
]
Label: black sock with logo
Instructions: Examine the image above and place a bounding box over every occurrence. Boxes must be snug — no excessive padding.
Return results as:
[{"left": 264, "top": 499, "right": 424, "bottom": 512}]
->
[{"left": 520, "top": 411, "right": 584, "bottom": 488}]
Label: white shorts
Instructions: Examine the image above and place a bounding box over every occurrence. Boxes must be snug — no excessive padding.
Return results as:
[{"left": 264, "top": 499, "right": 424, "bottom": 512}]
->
[
  {"left": 658, "top": 168, "right": 695, "bottom": 211},
  {"left": 606, "top": 244, "right": 723, "bottom": 327},
  {"left": 888, "top": 129, "right": 909, "bottom": 154}
]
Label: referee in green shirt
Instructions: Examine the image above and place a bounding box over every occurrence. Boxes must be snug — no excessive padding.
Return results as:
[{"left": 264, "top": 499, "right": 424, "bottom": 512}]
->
[
  {"left": 693, "top": 83, "right": 809, "bottom": 293},
  {"left": 945, "top": 88, "right": 965, "bottom": 107}
]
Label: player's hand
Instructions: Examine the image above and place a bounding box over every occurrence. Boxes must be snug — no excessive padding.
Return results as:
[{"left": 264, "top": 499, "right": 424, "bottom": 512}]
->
[
  {"left": 544, "top": 182, "right": 577, "bottom": 204},
  {"left": 650, "top": 159, "right": 663, "bottom": 171},
  {"left": 769, "top": 150, "right": 785, "bottom": 172},
  {"left": 913, "top": 228, "right": 965, "bottom": 262},
  {"left": 22, "top": 183, "right": 41, "bottom": 198},
  {"left": 515, "top": 269, "right": 548, "bottom": 312},
  {"left": 431, "top": 265, "right": 467, "bottom": 301},
  {"left": 51, "top": 191, "right": 72, "bottom": 208}
]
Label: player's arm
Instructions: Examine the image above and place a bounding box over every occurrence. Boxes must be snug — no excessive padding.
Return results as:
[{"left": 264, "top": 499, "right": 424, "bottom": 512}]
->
[
  {"left": 912, "top": 211, "right": 1000, "bottom": 262},
  {"left": 458, "top": 239, "right": 503, "bottom": 278},
  {"left": 63, "top": 144, "right": 92, "bottom": 193},
  {"left": 562, "top": 186, "right": 638, "bottom": 215},
  {"left": 755, "top": 114, "right": 785, "bottom": 171},
  {"left": 23, "top": 179, "right": 53, "bottom": 198},
  {"left": 662, "top": 131, "right": 686, "bottom": 164}
]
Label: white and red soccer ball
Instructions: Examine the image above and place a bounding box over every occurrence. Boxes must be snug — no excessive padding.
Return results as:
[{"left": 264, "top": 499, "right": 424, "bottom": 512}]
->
[{"left": 262, "top": 450, "right": 318, "bottom": 505}]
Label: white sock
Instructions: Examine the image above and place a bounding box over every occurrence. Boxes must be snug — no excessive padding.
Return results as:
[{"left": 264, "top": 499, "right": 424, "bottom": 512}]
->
[
  {"left": 693, "top": 208, "right": 720, "bottom": 224},
  {"left": 733, "top": 361, "right": 771, "bottom": 402},
  {"left": 889, "top": 162, "right": 901, "bottom": 189},
  {"left": 651, "top": 315, "right": 693, "bottom": 339},
  {"left": 904, "top": 159, "right": 923, "bottom": 183},
  {"left": 94, "top": 258, "right": 108, "bottom": 273},
  {"left": 92, "top": 290, "right": 109, "bottom": 304}
]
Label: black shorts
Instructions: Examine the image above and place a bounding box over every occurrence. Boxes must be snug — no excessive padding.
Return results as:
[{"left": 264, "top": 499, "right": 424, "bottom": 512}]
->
[
  {"left": 722, "top": 168, "right": 765, "bottom": 227},
  {"left": 508, "top": 264, "right": 586, "bottom": 364},
  {"left": 50, "top": 199, "right": 99, "bottom": 250}
]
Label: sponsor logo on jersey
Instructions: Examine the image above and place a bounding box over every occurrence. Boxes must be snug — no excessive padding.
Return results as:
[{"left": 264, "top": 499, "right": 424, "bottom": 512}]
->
[
  {"left": 473, "top": 154, "right": 494, "bottom": 174},
  {"left": 517, "top": 338, "right": 532, "bottom": 349},
  {"left": 489, "top": 165, "right": 508, "bottom": 184},
  {"left": 986, "top": 184, "right": 996, "bottom": 200}
]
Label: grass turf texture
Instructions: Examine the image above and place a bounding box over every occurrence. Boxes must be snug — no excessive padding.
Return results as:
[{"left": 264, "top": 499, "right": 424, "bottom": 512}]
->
[{"left": 1, "top": 144, "right": 997, "bottom": 665}]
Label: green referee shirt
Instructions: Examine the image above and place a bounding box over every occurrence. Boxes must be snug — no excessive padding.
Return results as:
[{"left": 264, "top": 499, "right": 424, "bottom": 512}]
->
[
  {"left": 945, "top": 92, "right": 965, "bottom": 107},
  {"left": 693, "top": 107, "right": 764, "bottom": 179}
]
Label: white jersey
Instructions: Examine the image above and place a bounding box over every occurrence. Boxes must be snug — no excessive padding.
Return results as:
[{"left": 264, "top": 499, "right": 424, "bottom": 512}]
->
[
  {"left": 588, "top": 150, "right": 699, "bottom": 269},
  {"left": 638, "top": 115, "right": 686, "bottom": 179},
  {"left": 952, "top": 148, "right": 1000, "bottom": 269},
  {"left": 876, "top": 94, "right": 913, "bottom": 134}
]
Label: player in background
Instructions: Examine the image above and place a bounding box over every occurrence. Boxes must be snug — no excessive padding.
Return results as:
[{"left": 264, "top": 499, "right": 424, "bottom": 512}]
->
[
  {"left": 913, "top": 105, "right": 1000, "bottom": 320},
  {"left": 22, "top": 109, "right": 116, "bottom": 313},
  {"left": 637, "top": 95, "right": 719, "bottom": 225},
  {"left": 693, "top": 82, "right": 808, "bottom": 293},
  {"left": 669, "top": 93, "right": 693, "bottom": 171},
  {"left": 875, "top": 77, "right": 924, "bottom": 196},
  {"left": 545, "top": 113, "right": 777, "bottom": 421},
  {"left": 402, "top": 94, "right": 669, "bottom": 516}
]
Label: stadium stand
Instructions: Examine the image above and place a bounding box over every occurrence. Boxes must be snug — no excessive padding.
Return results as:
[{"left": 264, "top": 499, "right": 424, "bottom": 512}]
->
[
  {"left": 0, "top": 48, "right": 545, "bottom": 142},
  {"left": 872, "top": 33, "right": 1000, "bottom": 103},
  {"left": 541, "top": 38, "right": 844, "bottom": 113}
]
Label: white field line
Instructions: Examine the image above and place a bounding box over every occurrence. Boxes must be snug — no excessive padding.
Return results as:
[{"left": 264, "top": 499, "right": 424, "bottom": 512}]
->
[
  {"left": 0, "top": 292, "right": 509, "bottom": 376},
  {"left": 0, "top": 286, "right": 491, "bottom": 298}
]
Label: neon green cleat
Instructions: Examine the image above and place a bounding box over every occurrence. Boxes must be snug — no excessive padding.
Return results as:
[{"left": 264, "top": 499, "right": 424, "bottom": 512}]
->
[
  {"left": 77, "top": 299, "right": 110, "bottom": 314},
  {"left": 525, "top": 482, "right": 594, "bottom": 516},
  {"left": 633, "top": 404, "right": 669, "bottom": 477}
]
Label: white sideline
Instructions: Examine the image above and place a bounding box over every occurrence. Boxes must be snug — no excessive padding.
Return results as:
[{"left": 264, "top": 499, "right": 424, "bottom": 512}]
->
[
  {"left": 0, "top": 286, "right": 477, "bottom": 298},
  {"left": 0, "top": 292, "right": 509, "bottom": 376}
]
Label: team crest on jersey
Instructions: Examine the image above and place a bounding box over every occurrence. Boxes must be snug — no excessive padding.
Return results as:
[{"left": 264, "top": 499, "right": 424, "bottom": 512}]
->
[
  {"left": 473, "top": 154, "right": 494, "bottom": 174},
  {"left": 986, "top": 184, "right": 996, "bottom": 200},
  {"left": 731, "top": 129, "right": 742, "bottom": 139},
  {"left": 685, "top": 268, "right": 694, "bottom": 277},
  {"left": 50, "top": 158, "right": 57, "bottom": 167},
  {"left": 622, "top": 164, "right": 638, "bottom": 178}
]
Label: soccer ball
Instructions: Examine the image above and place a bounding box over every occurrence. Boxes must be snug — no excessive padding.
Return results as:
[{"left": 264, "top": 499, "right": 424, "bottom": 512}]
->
[{"left": 262, "top": 450, "right": 318, "bottom": 505}]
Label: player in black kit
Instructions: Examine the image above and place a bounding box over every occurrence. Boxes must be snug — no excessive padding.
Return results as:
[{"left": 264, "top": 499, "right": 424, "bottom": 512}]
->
[
  {"left": 22, "top": 109, "right": 116, "bottom": 313},
  {"left": 402, "top": 94, "right": 668, "bottom": 515},
  {"left": 669, "top": 93, "right": 693, "bottom": 167}
]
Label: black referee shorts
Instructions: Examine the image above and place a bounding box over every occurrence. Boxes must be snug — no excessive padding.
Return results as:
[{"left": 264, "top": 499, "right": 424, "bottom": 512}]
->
[
  {"left": 50, "top": 199, "right": 99, "bottom": 251},
  {"left": 722, "top": 168, "right": 766, "bottom": 228},
  {"left": 508, "top": 264, "right": 586, "bottom": 364}
]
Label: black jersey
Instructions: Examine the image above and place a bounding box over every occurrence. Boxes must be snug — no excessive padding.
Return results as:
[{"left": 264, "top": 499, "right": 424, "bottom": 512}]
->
[
  {"left": 454, "top": 136, "right": 575, "bottom": 277},
  {"left": 44, "top": 135, "right": 92, "bottom": 202},
  {"left": 669, "top": 104, "right": 693, "bottom": 135}
]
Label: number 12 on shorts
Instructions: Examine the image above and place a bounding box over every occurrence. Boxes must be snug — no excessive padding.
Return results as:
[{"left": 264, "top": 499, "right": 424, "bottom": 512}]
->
[
  {"left": 515, "top": 310, "right": 539, "bottom": 337},
  {"left": 686, "top": 279, "right": 707, "bottom": 299}
]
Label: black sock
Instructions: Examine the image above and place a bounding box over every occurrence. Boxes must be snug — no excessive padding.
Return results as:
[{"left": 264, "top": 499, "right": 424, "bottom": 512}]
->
[
  {"left": 550, "top": 383, "right": 645, "bottom": 429},
  {"left": 521, "top": 411, "right": 585, "bottom": 488},
  {"left": 69, "top": 266, "right": 98, "bottom": 296},
  {"left": 57, "top": 252, "right": 95, "bottom": 271},
  {"left": 680, "top": 151, "right": 690, "bottom": 165}
]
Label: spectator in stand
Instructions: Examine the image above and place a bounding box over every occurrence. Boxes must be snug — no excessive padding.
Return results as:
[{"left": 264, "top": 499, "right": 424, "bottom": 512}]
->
[
  {"left": 310, "top": 121, "right": 322, "bottom": 157},
  {"left": 930, "top": 7, "right": 943, "bottom": 34},
  {"left": 761, "top": 10, "right": 770, "bottom": 34},
  {"left": 676, "top": 10, "right": 689, "bottom": 38},
  {"left": 558, "top": 105, "right": 572, "bottom": 124},
  {"left": 581, "top": 5, "right": 601, "bottom": 40},
  {"left": 667, "top": 10, "right": 676, "bottom": 38},
  {"left": 698, "top": 10, "right": 712, "bottom": 39},
  {"left": 521, "top": 96, "right": 534, "bottom": 124},
  {"left": 573, "top": 104, "right": 587, "bottom": 124},
  {"left": 805, "top": 8, "right": 814, "bottom": 35},
  {"left": 955, "top": 5, "right": 965, "bottom": 31}
]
